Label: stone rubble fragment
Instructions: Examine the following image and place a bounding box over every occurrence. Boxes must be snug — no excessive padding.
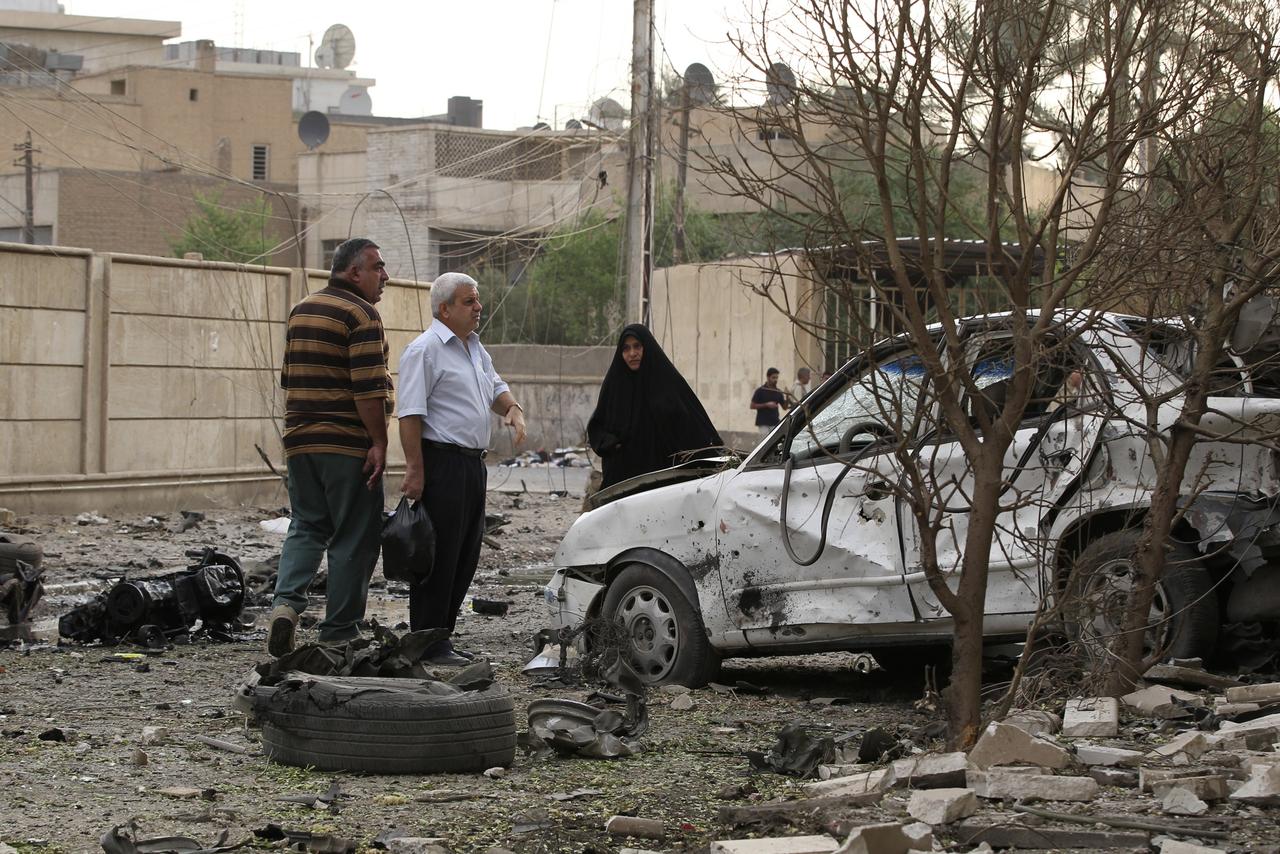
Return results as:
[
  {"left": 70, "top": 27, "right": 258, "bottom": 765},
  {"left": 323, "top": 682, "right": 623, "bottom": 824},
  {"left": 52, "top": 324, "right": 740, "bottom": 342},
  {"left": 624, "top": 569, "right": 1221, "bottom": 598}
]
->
[
  {"left": 833, "top": 822, "right": 917, "bottom": 854},
  {"left": 966, "top": 769, "right": 1099, "bottom": 802},
  {"left": 669, "top": 694, "right": 695, "bottom": 711},
  {"left": 1150, "top": 774, "right": 1229, "bottom": 802},
  {"left": 900, "top": 823, "right": 932, "bottom": 852},
  {"left": 1160, "top": 786, "right": 1209, "bottom": 816},
  {"left": 1000, "top": 709, "right": 1061, "bottom": 736},
  {"left": 1224, "top": 682, "right": 1280, "bottom": 704},
  {"left": 1088, "top": 767, "right": 1138, "bottom": 788},
  {"left": 1140, "top": 767, "right": 1215, "bottom": 793},
  {"left": 710, "top": 836, "right": 839, "bottom": 854},
  {"left": 906, "top": 788, "right": 977, "bottom": 825},
  {"left": 967, "top": 722, "right": 1071, "bottom": 770},
  {"left": 1147, "top": 731, "right": 1220, "bottom": 761},
  {"left": 804, "top": 768, "right": 892, "bottom": 797},
  {"left": 1229, "top": 763, "right": 1280, "bottom": 806},
  {"left": 1121, "top": 685, "right": 1203, "bottom": 718},
  {"left": 1157, "top": 840, "right": 1227, "bottom": 854},
  {"left": 1144, "top": 662, "right": 1243, "bottom": 691},
  {"left": 888, "top": 752, "right": 969, "bottom": 789},
  {"left": 1074, "top": 743, "right": 1143, "bottom": 767},
  {"left": 1062, "top": 697, "right": 1119, "bottom": 737}
]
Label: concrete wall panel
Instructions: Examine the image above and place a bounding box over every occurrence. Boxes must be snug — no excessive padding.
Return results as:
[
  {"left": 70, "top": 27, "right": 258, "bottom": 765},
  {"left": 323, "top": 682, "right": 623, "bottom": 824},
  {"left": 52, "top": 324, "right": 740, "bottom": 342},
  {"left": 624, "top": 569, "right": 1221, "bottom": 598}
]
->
[
  {"left": 108, "top": 314, "right": 284, "bottom": 370},
  {"left": 109, "top": 261, "right": 289, "bottom": 319},
  {"left": 0, "top": 306, "right": 85, "bottom": 364},
  {"left": 0, "top": 243, "right": 88, "bottom": 310},
  {"left": 105, "top": 416, "right": 281, "bottom": 473},
  {"left": 109, "top": 366, "right": 281, "bottom": 420},
  {"left": 0, "top": 421, "right": 82, "bottom": 477},
  {"left": 0, "top": 365, "right": 83, "bottom": 420}
]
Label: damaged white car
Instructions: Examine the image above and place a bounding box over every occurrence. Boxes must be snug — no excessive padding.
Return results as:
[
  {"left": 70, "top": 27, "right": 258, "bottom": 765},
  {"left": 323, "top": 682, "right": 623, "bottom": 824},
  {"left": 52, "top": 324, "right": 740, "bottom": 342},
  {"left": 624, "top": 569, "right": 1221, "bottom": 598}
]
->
[{"left": 545, "top": 313, "right": 1280, "bottom": 686}]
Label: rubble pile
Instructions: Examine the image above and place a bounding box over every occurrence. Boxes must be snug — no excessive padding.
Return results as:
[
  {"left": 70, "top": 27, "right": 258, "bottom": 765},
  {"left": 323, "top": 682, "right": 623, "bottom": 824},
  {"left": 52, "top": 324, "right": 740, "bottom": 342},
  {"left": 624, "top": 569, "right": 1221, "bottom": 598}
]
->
[
  {"left": 717, "top": 661, "right": 1277, "bottom": 853},
  {"left": 498, "top": 447, "right": 592, "bottom": 468}
]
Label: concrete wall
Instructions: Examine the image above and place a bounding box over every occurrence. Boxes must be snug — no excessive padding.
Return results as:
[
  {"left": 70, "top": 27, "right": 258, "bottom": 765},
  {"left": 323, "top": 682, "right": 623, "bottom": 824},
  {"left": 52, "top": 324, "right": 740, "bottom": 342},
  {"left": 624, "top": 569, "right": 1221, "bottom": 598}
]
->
[
  {"left": 649, "top": 254, "right": 824, "bottom": 440},
  {"left": 0, "top": 242, "right": 607, "bottom": 513}
]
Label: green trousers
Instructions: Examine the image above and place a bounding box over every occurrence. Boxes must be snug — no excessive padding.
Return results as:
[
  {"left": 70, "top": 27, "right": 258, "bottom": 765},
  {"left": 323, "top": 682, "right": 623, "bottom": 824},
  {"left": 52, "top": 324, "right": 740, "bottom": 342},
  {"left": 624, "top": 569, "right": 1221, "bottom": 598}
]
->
[{"left": 272, "top": 452, "right": 384, "bottom": 643}]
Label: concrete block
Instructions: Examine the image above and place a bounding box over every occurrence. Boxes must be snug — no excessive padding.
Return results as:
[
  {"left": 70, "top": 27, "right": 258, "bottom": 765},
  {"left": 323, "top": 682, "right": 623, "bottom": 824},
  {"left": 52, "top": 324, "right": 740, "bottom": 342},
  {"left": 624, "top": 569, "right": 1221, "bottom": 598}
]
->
[
  {"left": 1161, "top": 787, "right": 1208, "bottom": 816},
  {"left": 1088, "top": 767, "right": 1139, "bottom": 788},
  {"left": 1225, "top": 682, "right": 1280, "bottom": 704},
  {"left": 1150, "top": 774, "right": 1230, "bottom": 802},
  {"left": 605, "top": 816, "right": 664, "bottom": 839},
  {"left": 966, "top": 769, "right": 1099, "bottom": 802},
  {"left": 1147, "top": 731, "right": 1221, "bottom": 760},
  {"left": 1074, "top": 743, "right": 1142, "bottom": 767},
  {"left": 1139, "top": 767, "right": 1213, "bottom": 792},
  {"left": 711, "top": 835, "right": 839, "bottom": 854},
  {"left": 967, "top": 722, "right": 1071, "bottom": 770},
  {"left": 1001, "top": 709, "right": 1061, "bottom": 736},
  {"left": 1219, "top": 711, "right": 1280, "bottom": 734},
  {"left": 1214, "top": 701, "right": 1261, "bottom": 717},
  {"left": 888, "top": 752, "right": 969, "bottom": 789},
  {"left": 1229, "top": 763, "right": 1280, "bottom": 806},
  {"left": 1157, "top": 840, "right": 1226, "bottom": 854},
  {"left": 906, "top": 788, "right": 977, "bottom": 825},
  {"left": 833, "top": 822, "right": 913, "bottom": 854},
  {"left": 805, "top": 768, "right": 892, "bottom": 797},
  {"left": 1121, "top": 685, "right": 1204, "bottom": 718},
  {"left": 901, "top": 823, "right": 932, "bottom": 852},
  {"left": 1144, "top": 662, "right": 1242, "bottom": 691},
  {"left": 1062, "top": 697, "right": 1119, "bottom": 737}
]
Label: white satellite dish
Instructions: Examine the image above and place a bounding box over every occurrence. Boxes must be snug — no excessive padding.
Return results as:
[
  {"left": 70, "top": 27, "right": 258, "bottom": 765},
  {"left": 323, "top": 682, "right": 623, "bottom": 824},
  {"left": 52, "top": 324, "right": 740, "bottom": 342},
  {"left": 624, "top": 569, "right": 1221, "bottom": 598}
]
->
[{"left": 315, "top": 24, "right": 356, "bottom": 70}]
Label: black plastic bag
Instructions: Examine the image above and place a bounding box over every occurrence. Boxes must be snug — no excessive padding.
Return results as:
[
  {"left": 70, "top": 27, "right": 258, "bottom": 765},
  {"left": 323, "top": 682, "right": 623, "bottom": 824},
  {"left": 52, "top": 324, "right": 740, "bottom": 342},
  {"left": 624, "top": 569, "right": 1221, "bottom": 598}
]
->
[{"left": 381, "top": 497, "right": 435, "bottom": 583}]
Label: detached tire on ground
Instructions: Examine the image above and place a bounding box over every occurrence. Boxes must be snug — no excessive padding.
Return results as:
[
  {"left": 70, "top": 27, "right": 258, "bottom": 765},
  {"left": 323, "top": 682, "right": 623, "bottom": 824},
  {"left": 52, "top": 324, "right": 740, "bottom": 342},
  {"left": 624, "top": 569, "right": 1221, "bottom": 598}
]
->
[
  {"left": 254, "top": 674, "right": 516, "bottom": 774},
  {"left": 602, "top": 563, "right": 719, "bottom": 688},
  {"left": 1065, "top": 529, "right": 1218, "bottom": 662}
]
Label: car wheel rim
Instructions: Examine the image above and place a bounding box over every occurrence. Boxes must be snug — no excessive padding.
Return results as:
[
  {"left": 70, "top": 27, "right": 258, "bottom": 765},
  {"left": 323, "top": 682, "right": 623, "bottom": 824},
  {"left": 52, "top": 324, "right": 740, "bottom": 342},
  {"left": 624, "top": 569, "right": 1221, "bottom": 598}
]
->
[
  {"left": 1078, "top": 557, "right": 1170, "bottom": 656},
  {"left": 613, "top": 584, "right": 679, "bottom": 681}
]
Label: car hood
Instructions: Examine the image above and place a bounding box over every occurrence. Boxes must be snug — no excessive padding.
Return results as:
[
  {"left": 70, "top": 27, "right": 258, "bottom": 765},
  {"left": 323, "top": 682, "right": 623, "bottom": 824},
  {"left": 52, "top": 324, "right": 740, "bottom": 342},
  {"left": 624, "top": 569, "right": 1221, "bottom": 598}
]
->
[{"left": 585, "top": 456, "right": 738, "bottom": 510}]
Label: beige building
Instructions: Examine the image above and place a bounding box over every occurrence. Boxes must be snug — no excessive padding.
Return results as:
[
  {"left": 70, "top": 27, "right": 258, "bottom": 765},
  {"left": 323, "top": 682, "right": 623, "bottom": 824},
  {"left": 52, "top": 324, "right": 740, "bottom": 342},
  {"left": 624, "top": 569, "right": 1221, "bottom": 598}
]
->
[{"left": 0, "top": 5, "right": 177, "bottom": 74}]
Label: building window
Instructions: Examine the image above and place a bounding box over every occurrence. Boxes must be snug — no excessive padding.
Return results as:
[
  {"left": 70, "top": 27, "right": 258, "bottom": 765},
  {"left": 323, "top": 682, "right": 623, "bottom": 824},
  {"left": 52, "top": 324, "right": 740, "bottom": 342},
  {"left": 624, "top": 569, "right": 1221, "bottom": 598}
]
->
[
  {"left": 0, "top": 226, "right": 53, "bottom": 245},
  {"left": 321, "top": 239, "right": 343, "bottom": 270},
  {"left": 189, "top": 88, "right": 198, "bottom": 101},
  {"left": 251, "top": 144, "right": 269, "bottom": 181},
  {"left": 110, "top": 79, "right": 125, "bottom": 95},
  {"left": 757, "top": 128, "right": 792, "bottom": 142}
]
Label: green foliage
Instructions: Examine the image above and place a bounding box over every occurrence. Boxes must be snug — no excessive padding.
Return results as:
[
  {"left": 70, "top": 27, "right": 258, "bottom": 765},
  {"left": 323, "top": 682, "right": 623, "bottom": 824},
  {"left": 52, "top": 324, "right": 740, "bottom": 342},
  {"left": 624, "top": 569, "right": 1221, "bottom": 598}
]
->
[{"left": 170, "top": 192, "right": 275, "bottom": 264}]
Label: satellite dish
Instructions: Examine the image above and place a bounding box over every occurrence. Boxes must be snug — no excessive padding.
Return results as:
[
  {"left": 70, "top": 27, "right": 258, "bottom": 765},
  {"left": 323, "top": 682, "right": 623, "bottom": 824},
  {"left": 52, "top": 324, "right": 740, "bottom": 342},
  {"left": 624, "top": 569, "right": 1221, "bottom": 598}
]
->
[
  {"left": 765, "top": 62, "right": 797, "bottom": 105},
  {"left": 564, "top": 119, "right": 582, "bottom": 130},
  {"left": 532, "top": 121, "right": 551, "bottom": 131},
  {"left": 589, "top": 96, "right": 627, "bottom": 132},
  {"left": 297, "top": 110, "right": 330, "bottom": 150},
  {"left": 339, "top": 86, "right": 373, "bottom": 115},
  {"left": 315, "top": 24, "right": 356, "bottom": 70},
  {"left": 684, "top": 62, "right": 715, "bottom": 105}
]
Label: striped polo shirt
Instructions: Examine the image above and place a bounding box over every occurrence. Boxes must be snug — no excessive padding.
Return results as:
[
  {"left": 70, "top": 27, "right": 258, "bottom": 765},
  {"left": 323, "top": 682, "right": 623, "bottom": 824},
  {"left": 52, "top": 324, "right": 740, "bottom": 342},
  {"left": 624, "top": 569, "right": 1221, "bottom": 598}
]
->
[{"left": 280, "top": 281, "right": 393, "bottom": 458}]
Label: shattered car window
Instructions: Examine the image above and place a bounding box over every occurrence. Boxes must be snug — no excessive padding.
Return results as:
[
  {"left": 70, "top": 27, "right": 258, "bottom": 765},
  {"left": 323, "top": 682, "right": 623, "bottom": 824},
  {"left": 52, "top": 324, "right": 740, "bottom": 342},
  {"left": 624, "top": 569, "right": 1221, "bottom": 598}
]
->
[{"left": 790, "top": 355, "right": 925, "bottom": 460}]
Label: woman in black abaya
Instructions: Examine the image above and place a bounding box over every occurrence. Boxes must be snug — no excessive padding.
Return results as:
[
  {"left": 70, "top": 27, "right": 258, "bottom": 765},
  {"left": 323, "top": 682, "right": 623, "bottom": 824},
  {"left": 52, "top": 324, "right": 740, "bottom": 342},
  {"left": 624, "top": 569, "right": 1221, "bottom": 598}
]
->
[{"left": 588, "top": 324, "right": 722, "bottom": 489}]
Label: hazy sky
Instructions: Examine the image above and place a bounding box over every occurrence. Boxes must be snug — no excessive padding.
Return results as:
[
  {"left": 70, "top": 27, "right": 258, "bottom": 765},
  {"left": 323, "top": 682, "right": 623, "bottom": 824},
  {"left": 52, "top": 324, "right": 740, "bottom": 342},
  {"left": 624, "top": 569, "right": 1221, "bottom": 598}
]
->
[{"left": 62, "top": 1, "right": 758, "bottom": 129}]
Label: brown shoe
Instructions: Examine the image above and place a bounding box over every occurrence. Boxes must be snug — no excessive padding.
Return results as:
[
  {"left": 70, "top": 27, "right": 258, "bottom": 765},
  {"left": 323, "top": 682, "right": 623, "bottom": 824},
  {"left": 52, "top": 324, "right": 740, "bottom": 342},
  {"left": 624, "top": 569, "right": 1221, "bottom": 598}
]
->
[{"left": 266, "top": 604, "right": 298, "bottom": 657}]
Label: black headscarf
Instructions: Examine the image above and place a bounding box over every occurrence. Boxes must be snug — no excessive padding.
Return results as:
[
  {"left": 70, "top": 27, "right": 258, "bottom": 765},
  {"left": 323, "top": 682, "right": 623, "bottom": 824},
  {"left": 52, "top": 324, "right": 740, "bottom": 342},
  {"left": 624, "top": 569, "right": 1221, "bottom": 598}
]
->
[{"left": 587, "top": 324, "right": 722, "bottom": 489}]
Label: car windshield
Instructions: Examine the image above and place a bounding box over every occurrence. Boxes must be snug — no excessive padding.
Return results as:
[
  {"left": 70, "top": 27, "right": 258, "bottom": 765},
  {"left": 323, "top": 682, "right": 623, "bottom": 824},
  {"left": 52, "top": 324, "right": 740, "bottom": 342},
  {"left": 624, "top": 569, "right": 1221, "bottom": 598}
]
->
[{"left": 790, "top": 354, "right": 925, "bottom": 460}]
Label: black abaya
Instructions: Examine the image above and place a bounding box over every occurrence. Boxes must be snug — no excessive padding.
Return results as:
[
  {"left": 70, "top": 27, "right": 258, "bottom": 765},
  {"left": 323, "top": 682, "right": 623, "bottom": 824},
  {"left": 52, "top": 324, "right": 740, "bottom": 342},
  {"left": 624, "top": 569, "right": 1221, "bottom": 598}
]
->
[{"left": 587, "top": 324, "right": 722, "bottom": 489}]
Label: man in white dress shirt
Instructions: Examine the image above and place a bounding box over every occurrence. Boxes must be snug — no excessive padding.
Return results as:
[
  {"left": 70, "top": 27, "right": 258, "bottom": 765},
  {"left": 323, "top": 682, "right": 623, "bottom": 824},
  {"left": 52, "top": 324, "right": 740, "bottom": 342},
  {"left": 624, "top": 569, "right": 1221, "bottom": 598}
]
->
[{"left": 397, "top": 272, "right": 527, "bottom": 665}]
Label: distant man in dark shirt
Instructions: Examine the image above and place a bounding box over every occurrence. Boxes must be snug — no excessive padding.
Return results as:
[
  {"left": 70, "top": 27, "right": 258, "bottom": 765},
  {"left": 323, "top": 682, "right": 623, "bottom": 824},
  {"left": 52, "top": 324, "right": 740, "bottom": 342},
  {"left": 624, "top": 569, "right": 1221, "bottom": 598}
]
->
[
  {"left": 268, "top": 237, "right": 392, "bottom": 656},
  {"left": 750, "top": 367, "right": 791, "bottom": 436}
]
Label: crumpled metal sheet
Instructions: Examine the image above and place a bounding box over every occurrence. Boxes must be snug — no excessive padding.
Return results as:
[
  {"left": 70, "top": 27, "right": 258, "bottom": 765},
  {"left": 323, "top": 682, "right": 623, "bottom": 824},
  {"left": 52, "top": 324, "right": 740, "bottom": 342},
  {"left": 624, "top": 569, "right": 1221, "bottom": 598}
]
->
[
  {"left": 745, "top": 721, "right": 836, "bottom": 778},
  {"left": 1183, "top": 495, "right": 1280, "bottom": 576},
  {"left": 524, "top": 697, "right": 647, "bottom": 759},
  {"left": 100, "top": 826, "right": 247, "bottom": 854}
]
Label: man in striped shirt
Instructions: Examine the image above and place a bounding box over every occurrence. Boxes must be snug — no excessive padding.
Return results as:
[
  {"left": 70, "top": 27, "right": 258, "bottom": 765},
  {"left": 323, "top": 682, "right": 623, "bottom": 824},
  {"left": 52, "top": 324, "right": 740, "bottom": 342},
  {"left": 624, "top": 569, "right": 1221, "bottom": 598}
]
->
[{"left": 267, "top": 237, "right": 392, "bottom": 656}]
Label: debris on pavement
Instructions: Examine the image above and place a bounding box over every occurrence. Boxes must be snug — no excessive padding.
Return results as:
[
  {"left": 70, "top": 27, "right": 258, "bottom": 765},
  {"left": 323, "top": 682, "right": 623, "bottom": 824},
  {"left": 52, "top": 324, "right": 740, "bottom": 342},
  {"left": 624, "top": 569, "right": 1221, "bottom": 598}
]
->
[
  {"left": 58, "top": 548, "right": 246, "bottom": 645},
  {"left": 746, "top": 721, "right": 836, "bottom": 778}
]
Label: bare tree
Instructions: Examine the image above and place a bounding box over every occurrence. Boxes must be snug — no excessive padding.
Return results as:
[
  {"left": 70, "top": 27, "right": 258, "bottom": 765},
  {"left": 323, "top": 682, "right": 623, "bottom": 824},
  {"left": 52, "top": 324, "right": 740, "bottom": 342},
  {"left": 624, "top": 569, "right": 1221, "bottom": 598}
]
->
[{"left": 690, "top": 0, "right": 1280, "bottom": 745}]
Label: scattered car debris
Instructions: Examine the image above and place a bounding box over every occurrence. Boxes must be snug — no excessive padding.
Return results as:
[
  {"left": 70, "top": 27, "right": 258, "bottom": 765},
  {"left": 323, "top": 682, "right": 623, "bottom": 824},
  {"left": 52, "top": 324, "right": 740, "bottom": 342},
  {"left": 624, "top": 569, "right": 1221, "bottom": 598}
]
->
[
  {"left": 58, "top": 548, "right": 245, "bottom": 646},
  {"left": 498, "top": 447, "right": 592, "bottom": 468},
  {"left": 252, "top": 824, "right": 353, "bottom": 854},
  {"left": 746, "top": 721, "right": 836, "bottom": 778},
  {"left": 523, "top": 696, "right": 645, "bottom": 759},
  {"left": 100, "top": 824, "right": 248, "bottom": 854},
  {"left": 471, "top": 597, "right": 510, "bottom": 616}
]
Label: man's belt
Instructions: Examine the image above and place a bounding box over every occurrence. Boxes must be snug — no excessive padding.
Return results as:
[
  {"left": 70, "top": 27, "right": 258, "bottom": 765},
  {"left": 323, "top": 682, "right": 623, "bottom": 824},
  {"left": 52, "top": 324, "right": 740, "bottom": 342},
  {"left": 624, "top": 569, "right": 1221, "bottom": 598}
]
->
[{"left": 423, "top": 438, "right": 488, "bottom": 459}]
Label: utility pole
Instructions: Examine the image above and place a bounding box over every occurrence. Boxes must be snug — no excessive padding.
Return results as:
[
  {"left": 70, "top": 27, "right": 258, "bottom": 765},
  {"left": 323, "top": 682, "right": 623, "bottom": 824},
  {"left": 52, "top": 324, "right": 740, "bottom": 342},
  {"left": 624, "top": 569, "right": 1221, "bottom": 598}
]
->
[
  {"left": 624, "top": 0, "right": 654, "bottom": 326},
  {"left": 13, "top": 132, "right": 37, "bottom": 244},
  {"left": 672, "top": 82, "right": 691, "bottom": 266}
]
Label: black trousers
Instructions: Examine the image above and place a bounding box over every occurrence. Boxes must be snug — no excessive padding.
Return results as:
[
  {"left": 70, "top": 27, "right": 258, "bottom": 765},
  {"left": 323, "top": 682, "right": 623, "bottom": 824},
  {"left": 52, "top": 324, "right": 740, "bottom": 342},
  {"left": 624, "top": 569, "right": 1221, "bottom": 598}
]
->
[{"left": 409, "top": 442, "right": 487, "bottom": 634}]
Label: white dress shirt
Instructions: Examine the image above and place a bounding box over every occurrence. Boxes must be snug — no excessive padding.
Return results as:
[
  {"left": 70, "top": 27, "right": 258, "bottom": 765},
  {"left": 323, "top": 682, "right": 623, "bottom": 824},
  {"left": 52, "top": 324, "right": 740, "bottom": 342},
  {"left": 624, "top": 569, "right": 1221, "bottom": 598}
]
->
[{"left": 397, "top": 322, "right": 510, "bottom": 450}]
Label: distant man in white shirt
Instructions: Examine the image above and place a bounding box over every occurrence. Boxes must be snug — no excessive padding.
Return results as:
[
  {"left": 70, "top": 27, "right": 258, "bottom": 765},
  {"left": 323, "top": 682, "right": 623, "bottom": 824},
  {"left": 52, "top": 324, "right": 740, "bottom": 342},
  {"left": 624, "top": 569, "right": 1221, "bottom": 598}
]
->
[
  {"left": 790, "top": 367, "right": 812, "bottom": 403},
  {"left": 396, "top": 272, "right": 526, "bottom": 666}
]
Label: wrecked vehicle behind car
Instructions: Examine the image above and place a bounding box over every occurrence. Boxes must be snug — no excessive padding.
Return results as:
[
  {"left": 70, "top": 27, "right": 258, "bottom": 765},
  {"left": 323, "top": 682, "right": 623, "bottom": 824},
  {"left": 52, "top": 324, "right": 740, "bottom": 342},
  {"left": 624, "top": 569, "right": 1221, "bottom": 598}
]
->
[{"left": 545, "top": 312, "right": 1280, "bottom": 685}]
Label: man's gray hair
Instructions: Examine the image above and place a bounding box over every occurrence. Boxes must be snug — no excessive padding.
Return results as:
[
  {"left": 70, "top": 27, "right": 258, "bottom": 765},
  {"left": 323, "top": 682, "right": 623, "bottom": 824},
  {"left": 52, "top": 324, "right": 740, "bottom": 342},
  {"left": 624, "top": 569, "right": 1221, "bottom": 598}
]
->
[
  {"left": 330, "top": 237, "right": 379, "bottom": 278},
  {"left": 432, "top": 272, "right": 479, "bottom": 318}
]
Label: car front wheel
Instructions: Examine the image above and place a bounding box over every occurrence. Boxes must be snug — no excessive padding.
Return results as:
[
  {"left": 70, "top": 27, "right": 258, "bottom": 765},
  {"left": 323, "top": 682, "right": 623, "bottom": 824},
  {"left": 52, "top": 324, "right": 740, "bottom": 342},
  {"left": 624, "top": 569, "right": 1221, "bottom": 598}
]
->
[
  {"left": 1065, "top": 529, "right": 1218, "bottom": 663},
  {"left": 601, "top": 564, "right": 719, "bottom": 688}
]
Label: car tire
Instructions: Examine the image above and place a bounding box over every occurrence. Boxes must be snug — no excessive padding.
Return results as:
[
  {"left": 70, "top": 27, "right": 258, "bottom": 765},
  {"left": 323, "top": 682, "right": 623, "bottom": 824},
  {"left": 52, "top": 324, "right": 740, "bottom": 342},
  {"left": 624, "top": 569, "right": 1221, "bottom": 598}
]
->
[
  {"left": 602, "top": 564, "right": 719, "bottom": 688},
  {"left": 256, "top": 675, "right": 516, "bottom": 774},
  {"left": 1065, "top": 529, "right": 1218, "bottom": 662}
]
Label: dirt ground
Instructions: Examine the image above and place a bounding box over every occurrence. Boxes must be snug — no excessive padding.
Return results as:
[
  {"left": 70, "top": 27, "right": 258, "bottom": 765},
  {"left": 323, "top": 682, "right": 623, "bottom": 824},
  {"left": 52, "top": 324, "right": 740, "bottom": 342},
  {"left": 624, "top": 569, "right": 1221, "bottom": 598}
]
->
[
  {"left": 0, "top": 490, "right": 1272, "bottom": 853},
  {"left": 0, "top": 492, "right": 931, "bottom": 854}
]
